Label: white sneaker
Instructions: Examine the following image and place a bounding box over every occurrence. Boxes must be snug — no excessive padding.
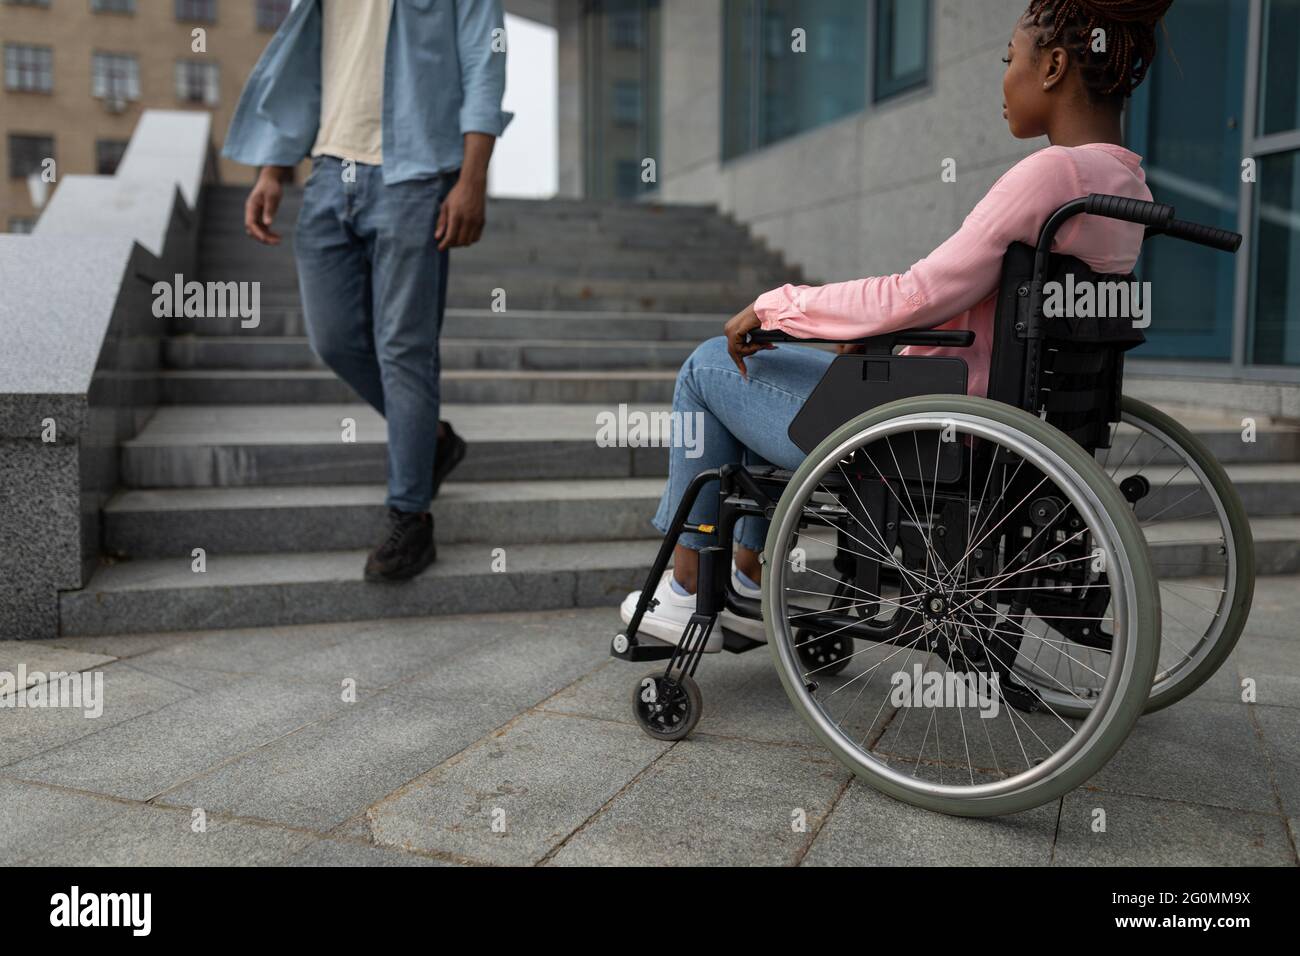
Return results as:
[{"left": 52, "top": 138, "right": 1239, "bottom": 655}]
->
[
  {"left": 720, "top": 563, "right": 766, "bottom": 643},
  {"left": 620, "top": 570, "right": 724, "bottom": 652}
]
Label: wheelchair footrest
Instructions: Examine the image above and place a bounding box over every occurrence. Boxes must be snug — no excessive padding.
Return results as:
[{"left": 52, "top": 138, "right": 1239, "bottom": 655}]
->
[{"left": 610, "top": 631, "right": 677, "bottom": 662}]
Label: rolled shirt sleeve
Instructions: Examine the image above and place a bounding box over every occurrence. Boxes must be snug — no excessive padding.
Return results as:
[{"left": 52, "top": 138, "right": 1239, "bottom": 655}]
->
[{"left": 455, "top": 0, "right": 514, "bottom": 137}]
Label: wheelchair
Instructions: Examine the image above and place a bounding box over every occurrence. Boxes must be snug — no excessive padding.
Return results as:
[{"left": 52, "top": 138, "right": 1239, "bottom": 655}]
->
[{"left": 612, "top": 194, "right": 1253, "bottom": 817}]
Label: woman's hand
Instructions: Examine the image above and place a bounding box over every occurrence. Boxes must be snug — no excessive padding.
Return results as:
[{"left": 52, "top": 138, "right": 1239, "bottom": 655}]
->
[{"left": 724, "top": 303, "right": 773, "bottom": 378}]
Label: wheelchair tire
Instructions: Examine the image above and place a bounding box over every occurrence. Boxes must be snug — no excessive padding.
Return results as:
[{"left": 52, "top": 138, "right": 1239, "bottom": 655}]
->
[
  {"left": 632, "top": 672, "right": 702, "bottom": 741},
  {"left": 1112, "top": 397, "right": 1255, "bottom": 713},
  {"left": 762, "top": 395, "right": 1160, "bottom": 817}
]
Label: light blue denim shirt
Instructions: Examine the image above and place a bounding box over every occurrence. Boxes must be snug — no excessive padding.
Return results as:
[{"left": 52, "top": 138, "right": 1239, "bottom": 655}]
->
[{"left": 222, "top": 0, "right": 512, "bottom": 183}]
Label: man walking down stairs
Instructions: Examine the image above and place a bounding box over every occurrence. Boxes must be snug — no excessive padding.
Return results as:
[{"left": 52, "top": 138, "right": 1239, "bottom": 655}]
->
[{"left": 225, "top": 0, "right": 509, "bottom": 583}]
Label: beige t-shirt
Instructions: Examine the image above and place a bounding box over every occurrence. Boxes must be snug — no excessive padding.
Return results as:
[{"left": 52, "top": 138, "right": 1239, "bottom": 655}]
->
[{"left": 311, "top": 0, "right": 392, "bottom": 166}]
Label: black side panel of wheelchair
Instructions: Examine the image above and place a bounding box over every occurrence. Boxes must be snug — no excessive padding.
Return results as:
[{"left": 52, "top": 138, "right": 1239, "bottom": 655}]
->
[
  {"left": 788, "top": 354, "right": 968, "bottom": 482},
  {"left": 988, "top": 242, "right": 1146, "bottom": 453}
]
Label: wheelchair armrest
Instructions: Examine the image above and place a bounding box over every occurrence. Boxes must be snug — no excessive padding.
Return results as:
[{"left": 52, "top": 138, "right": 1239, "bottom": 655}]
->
[{"left": 749, "top": 329, "right": 975, "bottom": 350}]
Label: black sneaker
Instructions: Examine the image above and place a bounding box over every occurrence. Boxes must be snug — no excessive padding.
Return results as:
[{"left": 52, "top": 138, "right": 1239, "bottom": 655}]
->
[
  {"left": 364, "top": 508, "right": 436, "bottom": 582},
  {"left": 431, "top": 420, "right": 467, "bottom": 500}
]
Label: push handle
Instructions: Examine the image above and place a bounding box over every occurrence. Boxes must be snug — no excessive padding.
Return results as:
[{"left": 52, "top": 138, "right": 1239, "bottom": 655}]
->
[
  {"left": 1159, "top": 218, "right": 1243, "bottom": 253},
  {"left": 1085, "top": 193, "right": 1175, "bottom": 228}
]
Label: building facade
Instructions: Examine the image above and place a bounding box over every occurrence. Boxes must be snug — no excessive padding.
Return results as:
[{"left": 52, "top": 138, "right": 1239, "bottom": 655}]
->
[
  {"left": 563, "top": 0, "right": 1300, "bottom": 392},
  {"left": 1, "top": 0, "right": 298, "bottom": 232}
]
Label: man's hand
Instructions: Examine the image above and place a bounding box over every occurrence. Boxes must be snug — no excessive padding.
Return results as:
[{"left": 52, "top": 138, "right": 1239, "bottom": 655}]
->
[
  {"left": 244, "top": 166, "right": 291, "bottom": 245},
  {"left": 435, "top": 173, "right": 487, "bottom": 251},
  {"left": 724, "top": 303, "right": 774, "bottom": 378}
]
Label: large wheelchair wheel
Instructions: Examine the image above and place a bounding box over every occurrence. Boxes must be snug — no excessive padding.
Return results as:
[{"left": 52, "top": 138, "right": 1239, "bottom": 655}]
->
[
  {"left": 1099, "top": 397, "right": 1254, "bottom": 712},
  {"left": 763, "top": 396, "right": 1160, "bottom": 817}
]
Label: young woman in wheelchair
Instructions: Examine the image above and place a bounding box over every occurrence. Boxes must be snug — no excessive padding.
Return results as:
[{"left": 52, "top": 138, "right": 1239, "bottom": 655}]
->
[
  {"left": 616, "top": 0, "right": 1254, "bottom": 814},
  {"left": 624, "top": 0, "right": 1167, "bottom": 643}
]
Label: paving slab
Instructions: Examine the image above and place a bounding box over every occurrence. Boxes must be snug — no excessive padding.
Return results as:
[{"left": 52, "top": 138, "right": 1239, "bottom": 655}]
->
[
  {"left": 542, "top": 649, "right": 826, "bottom": 748},
  {"left": 1234, "top": 635, "right": 1300, "bottom": 710},
  {"left": 0, "top": 641, "right": 116, "bottom": 686},
  {"left": 1053, "top": 791, "right": 1294, "bottom": 866},
  {"left": 3, "top": 675, "right": 355, "bottom": 800},
  {"left": 802, "top": 778, "right": 1058, "bottom": 866},
  {"left": 549, "top": 734, "right": 845, "bottom": 867},
  {"left": 32, "top": 803, "right": 316, "bottom": 866},
  {"left": 1250, "top": 705, "right": 1300, "bottom": 818},
  {"left": 0, "top": 663, "right": 196, "bottom": 768},
  {"left": 284, "top": 837, "right": 452, "bottom": 867},
  {"left": 363, "top": 711, "right": 668, "bottom": 865},
  {"left": 1089, "top": 699, "right": 1278, "bottom": 813},
  {"left": 156, "top": 689, "right": 516, "bottom": 832},
  {"left": 151, "top": 609, "right": 614, "bottom": 831},
  {"left": 0, "top": 779, "right": 135, "bottom": 864}
]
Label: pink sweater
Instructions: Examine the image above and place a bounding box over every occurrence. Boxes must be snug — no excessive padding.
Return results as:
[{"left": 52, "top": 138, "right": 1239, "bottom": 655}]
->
[{"left": 754, "top": 144, "right": 1152, "bottom": 397}]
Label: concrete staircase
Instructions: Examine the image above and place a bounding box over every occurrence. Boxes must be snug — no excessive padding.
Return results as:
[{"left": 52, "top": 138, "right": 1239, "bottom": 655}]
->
[
  {"left": 60, "top": 188, "right": 1300, "bottom": 637},
  {"left": 61, "top": 188, "right": 800, "bottom": 636}
]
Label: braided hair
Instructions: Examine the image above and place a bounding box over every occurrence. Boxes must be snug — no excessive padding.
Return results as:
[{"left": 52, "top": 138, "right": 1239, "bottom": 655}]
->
[{"left": 1023, "top": 0, "right": 1174, "bottom": 102}]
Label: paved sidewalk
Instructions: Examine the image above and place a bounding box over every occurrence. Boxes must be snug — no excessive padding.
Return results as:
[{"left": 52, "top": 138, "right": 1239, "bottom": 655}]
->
[{"left": 3, "top": 577, "right": 1298, "bottom": 867}]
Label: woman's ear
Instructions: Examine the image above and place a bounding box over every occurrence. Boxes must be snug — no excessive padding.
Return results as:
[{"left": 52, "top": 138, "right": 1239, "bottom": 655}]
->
[{"left": 1042, "top": 45, "right": 1069, "bottom": 92}]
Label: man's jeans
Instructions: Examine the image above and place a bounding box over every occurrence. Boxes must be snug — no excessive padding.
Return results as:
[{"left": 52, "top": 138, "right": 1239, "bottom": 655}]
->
[
  {"left": 651, "top": 336, "right": 835, "bottom": 553},
  {"left": 294, "top": 156, "right": 455, "bottom": 513}
]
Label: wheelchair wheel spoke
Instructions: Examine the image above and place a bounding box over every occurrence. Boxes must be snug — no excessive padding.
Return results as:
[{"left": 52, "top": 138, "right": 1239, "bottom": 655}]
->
[{"left": 765, "top": 405, "right": 1155, "bottom": 808}]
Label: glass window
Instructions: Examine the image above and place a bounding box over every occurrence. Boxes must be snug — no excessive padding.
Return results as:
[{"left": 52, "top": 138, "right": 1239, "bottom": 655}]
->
[
  {"left": 582, "top": 0, "right": 660, "bottom": 200},
  {"left": 92, "top": 52, "right": 140, "bottom": 101},
  {"left": 175, "top": 60, "right": 220, "bottom": 105},
  {"left": 91, "top": 0, "right": 135, "bottom": 13},
  {"left": 1258, "top": 0, "right": 1300, "bottom": 136},
  {"left": 8, "top": 133, "right": 54, "bottom": 179},
  {"left": 175, "top": 0, "right": 216, "bottom": 21},
  {"left": 255, "top": 0, "right": 291, "bottom": 31},
  {"left": 4, "top": 0, "right": 52, "bottom": 8},
  {"left": 1125, "top": 0, "right": 1247, "bottom": 361},
  {"left": 4, "top": 44, "right": 53, "bottom": 93},
  {"left": 609, "top": 8, "right": 643, "bottom": 49},
  {"left": 1248, "top": 152, "right": 1300, "bottom": 364},
  {"left": 612, "top": 80, "right": 642, "bottom": 126},
  {"left": 95, "top": 138, "right": 129, "bottom": 175},
  {"left": 723, "top": 0, "right": 876, "bottom": 159},
  {"left": 875, "top": 0, "right": 929, "bottom": 101}
]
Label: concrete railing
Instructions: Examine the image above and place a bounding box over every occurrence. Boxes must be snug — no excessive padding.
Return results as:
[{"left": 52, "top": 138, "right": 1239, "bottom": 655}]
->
[{"left": 0, "top": 110, "right": 213, "bottom": 639}]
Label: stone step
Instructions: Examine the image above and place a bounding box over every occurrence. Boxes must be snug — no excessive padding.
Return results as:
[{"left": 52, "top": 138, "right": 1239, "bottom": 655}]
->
[
  {"left": 163, "top": 336, "right": 704, "bottom": 372},
  {"left": 59, "top": 516, "right": 1300, "bottom": 637},
  {"left": 1112, "top": 462, "right": 1300, "bottom": 517},
  {"left": 103, "top": 478, "right": 664, "bottom": 558},
  {"left": 197, "top": 244, "right": 785, "bottom": 278},
  {"left": 202, "top": 187, "right": 728, "bottom": 224},
  {"left": 59, "top": 538, "right": 661, "bottom": 637},
  {"left": 160, "top": 368, "right": 678, "bottom": 405},
  {"left": 120, "top": 402, "right": 1300, "bottom": 492},
  {"left": 1144, "top": 515, "right": 1300, "bottom": 576},
  {"left": 168, "top": 307, "right": 726, "bottom": 340},
  {"left": 1107, "top": 405, "right": 1300, "bottom": 466},
  {"left": 216, "top": 273, "right": 765, "bottom": 306},
  {"left": 119, "top": 404, "right": 671, "bottom": 488}
]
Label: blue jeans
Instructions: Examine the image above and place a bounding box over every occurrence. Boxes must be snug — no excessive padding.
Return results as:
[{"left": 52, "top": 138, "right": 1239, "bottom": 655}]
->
[
  {"left": 652, "top": 336, "right": 835, "bottom": 552},
  {"left": 294, "top": 156, "right": 455, "bottom": 513}
]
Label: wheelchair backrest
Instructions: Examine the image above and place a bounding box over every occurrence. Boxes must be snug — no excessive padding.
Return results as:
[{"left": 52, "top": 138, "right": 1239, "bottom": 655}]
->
[{"left": 986, "top": 241, "right": 1146, "bottom": 453}]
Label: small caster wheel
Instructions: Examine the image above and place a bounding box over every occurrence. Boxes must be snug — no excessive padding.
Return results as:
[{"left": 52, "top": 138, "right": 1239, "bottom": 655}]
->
[
  {"left": 795, "top": 630, "right": 853, "bottom": 677},
  {"left": 632, "top": 672, "right": 702, "bottom": 741}
]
